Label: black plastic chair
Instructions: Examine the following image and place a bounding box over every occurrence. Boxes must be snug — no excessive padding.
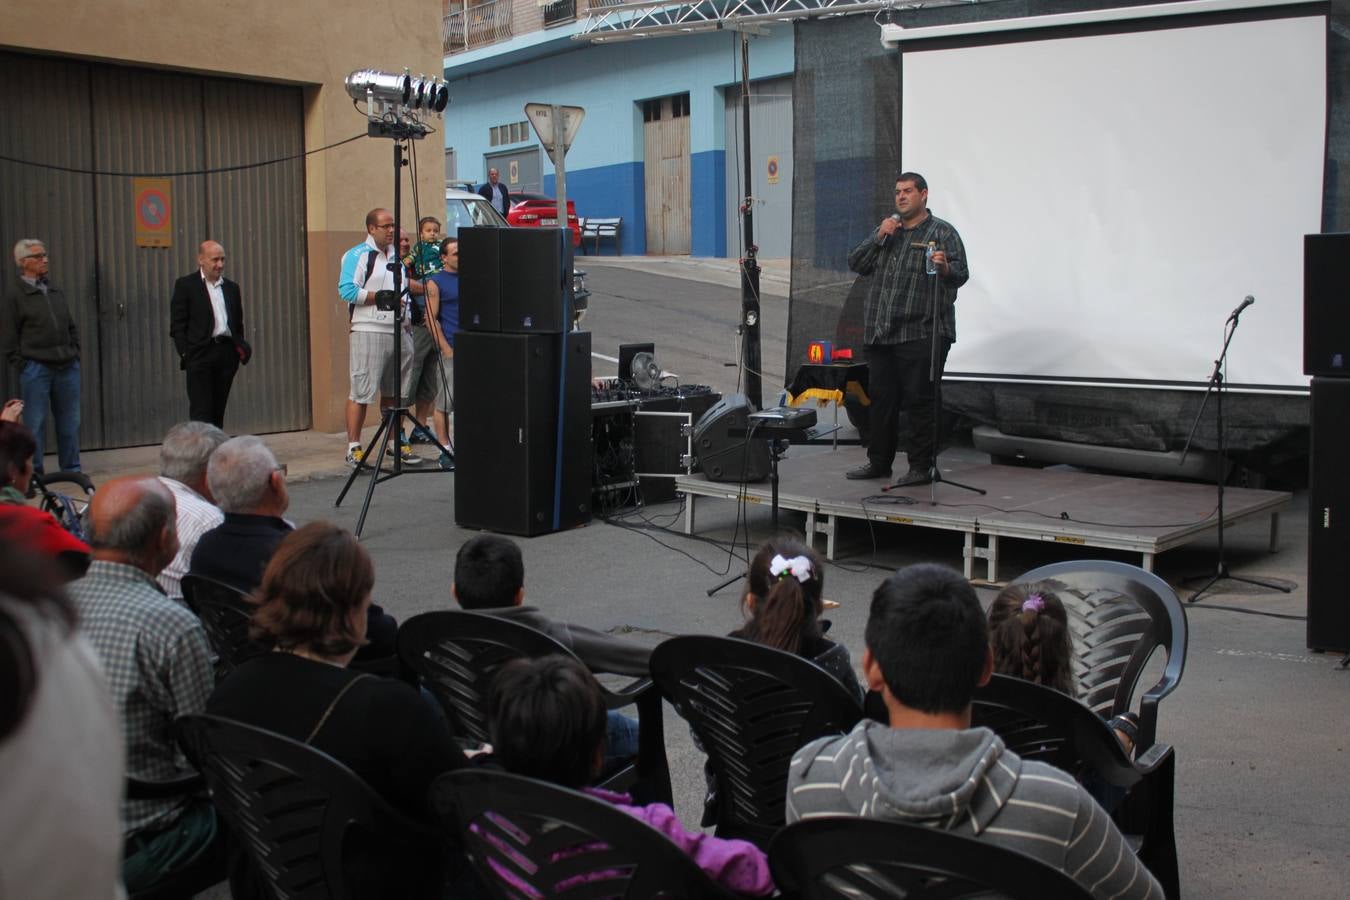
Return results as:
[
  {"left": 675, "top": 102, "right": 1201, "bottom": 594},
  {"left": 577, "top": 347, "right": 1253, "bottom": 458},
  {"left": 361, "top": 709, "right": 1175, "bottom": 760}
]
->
[
  {"left": 769, "top": 817, "right": 1093, "bottom": 899},
  {"left": 433, "top": 768, "right": 741, "bottom": 900},
  {"left": 1010, "top": 559, "right": 1188, "bottom": 754},
  {"left": 180, "top": 574, "right": 261, "bottom": 679},
  {"left": 971, "top": 673, "right": 1179, "bottom": 900},
  {"left": 649, "top": 635, "right": 864, "bottom": 848},
  {"left": 396, "top": 610, "right": 672, "bottom": 805},
  {"left": 176, "top": 713, "right": 443, "bottom": 900}
]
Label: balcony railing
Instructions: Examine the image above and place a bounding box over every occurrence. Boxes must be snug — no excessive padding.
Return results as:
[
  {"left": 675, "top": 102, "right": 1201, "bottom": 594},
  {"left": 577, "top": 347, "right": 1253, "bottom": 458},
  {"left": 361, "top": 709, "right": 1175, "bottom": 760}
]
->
[
  {"left": 543, "top": 0, "right": 576, "bottom": 27},
  {"left": 444, "top": 0, "right": 515, "bottom": 54}
]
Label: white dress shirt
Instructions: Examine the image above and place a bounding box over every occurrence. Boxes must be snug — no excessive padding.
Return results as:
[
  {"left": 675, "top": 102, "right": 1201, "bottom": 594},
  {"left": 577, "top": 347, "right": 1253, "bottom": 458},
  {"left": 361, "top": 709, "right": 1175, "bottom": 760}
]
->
[{"left": 201, "top": 270, "right": 230, "bottom": 337}]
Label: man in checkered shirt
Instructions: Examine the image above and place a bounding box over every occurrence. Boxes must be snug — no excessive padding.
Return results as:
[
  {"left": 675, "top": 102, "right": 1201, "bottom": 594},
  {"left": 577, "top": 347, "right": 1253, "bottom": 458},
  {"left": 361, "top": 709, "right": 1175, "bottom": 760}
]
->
[
  {"left": 845, "top": 172, "right": 969, "bottom": 487},
  {"left": 68, "top": 475, "right": 221, "bottom": 894}
]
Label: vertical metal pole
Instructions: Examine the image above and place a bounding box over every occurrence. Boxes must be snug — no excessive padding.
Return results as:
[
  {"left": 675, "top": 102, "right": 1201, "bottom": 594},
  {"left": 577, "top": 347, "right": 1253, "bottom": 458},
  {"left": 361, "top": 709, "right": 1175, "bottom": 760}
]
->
[
  {"left": 551, "top": 104, "right": 568, "bottom": 238},
  {"left": 739, "top": 32, "right": 763, "bottom": 410}
]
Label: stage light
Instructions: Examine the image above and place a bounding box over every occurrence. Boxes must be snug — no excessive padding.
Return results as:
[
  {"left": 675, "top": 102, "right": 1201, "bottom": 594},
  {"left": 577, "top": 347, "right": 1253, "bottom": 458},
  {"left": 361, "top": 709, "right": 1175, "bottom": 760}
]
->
[
  {"left": 344, "top": 69, "right": 412, "bottom": 105},
  {"left": 345, "top": 68, "right": 449, "bottom": 129}
]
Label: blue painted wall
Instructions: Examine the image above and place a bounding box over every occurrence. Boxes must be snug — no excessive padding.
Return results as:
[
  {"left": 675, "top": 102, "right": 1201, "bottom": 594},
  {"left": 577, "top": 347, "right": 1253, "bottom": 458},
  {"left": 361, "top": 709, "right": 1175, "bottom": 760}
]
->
[{"left": 445, "top": 27, "right": 792, "bottom": 257}]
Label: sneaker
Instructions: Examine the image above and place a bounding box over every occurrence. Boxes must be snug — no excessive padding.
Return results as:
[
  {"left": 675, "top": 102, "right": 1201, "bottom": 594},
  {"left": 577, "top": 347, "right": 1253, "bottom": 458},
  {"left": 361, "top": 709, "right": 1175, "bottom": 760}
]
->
[
  {"left": 409, "top": 424, "right": 436, "bottom": 445},
  {"left": 845, "top": 462, "right": 892, "bottom": 480},
  {"left": 346, "top": 447, "right": 365, "bottom": 468},
  {"left": 438, "top": 451, "right": 455, "bottom": 472},
  {"left": 890, "top": 467, "right": 933, "bottom": 488},
  {"left": 387, "top": 438, "right": 423, "bottom": 465}
]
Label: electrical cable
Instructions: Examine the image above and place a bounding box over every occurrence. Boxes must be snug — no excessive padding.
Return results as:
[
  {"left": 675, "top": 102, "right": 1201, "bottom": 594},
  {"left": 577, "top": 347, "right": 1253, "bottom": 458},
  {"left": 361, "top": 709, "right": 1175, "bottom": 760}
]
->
[{"left": 0, "top": 132, "right": 367, "bottom": 178}]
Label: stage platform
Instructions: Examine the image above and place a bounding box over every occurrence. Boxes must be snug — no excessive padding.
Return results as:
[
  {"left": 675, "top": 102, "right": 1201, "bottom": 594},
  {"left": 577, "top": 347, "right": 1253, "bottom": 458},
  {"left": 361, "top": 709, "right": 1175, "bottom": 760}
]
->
[{"left": 673, "top": 445, "right": 1291, "bottom": 581}]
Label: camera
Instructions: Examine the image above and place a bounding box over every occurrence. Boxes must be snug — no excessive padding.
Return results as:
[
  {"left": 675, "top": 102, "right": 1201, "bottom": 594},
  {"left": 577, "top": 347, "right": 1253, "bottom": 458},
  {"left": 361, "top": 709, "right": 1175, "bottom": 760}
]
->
[{"left": 374, "top": 289, "right": 399, "bottom": 312}]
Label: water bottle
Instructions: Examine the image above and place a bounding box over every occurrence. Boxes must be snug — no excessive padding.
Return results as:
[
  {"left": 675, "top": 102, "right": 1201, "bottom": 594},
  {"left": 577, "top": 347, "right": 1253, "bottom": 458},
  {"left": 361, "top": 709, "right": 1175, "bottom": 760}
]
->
[{"left": 925, "top": 241, "right": 938, "bottom": 275}]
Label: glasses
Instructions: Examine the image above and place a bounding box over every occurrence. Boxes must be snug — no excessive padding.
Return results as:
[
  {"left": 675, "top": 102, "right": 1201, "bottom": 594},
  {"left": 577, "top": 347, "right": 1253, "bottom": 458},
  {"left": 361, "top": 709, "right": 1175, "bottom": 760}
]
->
[
  {"left": 24, "top": 252, "right": 48, "bottom": 260},
  {"left": 275, "top": 463, "right": 288, "bottom": 477},
  {"left": 374, "top": 223, "right": 396, "bottom": 230}
]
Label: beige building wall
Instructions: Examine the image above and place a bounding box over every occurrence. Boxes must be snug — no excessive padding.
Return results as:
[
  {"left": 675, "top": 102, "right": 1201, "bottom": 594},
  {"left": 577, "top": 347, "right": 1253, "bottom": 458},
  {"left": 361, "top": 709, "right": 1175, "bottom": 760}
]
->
[{"left": 7, "top": 0, "right": 445, "bottom": 432}]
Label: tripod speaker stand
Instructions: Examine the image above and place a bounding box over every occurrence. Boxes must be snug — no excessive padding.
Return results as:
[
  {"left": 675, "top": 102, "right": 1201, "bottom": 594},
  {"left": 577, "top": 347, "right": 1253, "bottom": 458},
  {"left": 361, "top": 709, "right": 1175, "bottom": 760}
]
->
[
  {"left": 1181, "top": 299, "right": 1290, "bottom": 603},
  {"left": 335, "top": 131, "right": 453, "bottom": 538}
]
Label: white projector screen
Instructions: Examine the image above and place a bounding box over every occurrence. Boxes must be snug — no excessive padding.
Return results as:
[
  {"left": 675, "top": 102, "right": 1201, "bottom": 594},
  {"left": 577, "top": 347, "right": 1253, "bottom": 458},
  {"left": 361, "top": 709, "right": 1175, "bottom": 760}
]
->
[{"left": 900, "top": 9, "right": 1325, "bottom": 391}]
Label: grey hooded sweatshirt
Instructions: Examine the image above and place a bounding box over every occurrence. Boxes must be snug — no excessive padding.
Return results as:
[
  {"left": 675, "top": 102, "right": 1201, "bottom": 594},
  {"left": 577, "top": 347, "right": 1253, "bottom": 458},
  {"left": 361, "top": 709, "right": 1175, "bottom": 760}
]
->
[{"left": 787, "top": 720, "right": 1163, "bottom": 900}]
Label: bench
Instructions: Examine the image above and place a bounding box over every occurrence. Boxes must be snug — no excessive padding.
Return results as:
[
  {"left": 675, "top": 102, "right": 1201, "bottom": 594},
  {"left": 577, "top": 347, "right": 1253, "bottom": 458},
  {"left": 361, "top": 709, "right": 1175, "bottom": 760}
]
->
[{"left": 580, "top": 217, "right": 622, "bottom": 255}]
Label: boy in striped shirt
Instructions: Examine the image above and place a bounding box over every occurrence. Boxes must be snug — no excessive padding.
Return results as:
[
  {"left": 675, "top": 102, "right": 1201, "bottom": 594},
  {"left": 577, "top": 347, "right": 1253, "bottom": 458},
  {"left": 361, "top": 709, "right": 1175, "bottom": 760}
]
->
[{"left": 786, "top": 563, "right": 1163, "bottom": 900}]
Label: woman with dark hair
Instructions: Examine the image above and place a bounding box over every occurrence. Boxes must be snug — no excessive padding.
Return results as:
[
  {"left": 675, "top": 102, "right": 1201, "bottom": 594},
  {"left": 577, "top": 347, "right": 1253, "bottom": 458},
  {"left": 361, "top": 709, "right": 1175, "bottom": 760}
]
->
[
  {"left": 731, "top": 535, "right": 863, "bottom": 700},
  {"left": 0, "top": 420, "right": 90, "bottom": 579},
  {"left": 0, "top": 543, "right": 123, "bottom": 896},
  {"left": 207, "top": 521, "right": 467, "bottom": 896}
]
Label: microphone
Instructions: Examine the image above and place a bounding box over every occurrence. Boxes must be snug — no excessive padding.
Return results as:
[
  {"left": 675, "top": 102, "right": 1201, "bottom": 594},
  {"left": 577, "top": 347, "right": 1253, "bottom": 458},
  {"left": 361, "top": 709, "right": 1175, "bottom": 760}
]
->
[
  {"left": 1228, "top": 295, "right": 1255, "bottom": 320},
  {"left": 880, "top": 213, "right": 902, "bottom": 248}
]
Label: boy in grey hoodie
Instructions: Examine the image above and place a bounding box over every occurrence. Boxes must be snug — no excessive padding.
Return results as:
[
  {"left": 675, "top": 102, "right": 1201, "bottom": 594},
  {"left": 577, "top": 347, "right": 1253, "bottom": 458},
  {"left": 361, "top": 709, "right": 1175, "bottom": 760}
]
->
[{"left": 786, "top": 564, "right": 1163, "bottom": 900}]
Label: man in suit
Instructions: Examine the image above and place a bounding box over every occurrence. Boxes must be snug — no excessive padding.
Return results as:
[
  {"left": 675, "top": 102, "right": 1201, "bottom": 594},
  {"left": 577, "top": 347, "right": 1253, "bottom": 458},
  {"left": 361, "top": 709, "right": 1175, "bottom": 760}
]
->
[
  {"left": 477, "top": 167, "right": 511, "bottom": 217},
  {"left": 169, "top": 240, "right": 251, "bottom": 428}
]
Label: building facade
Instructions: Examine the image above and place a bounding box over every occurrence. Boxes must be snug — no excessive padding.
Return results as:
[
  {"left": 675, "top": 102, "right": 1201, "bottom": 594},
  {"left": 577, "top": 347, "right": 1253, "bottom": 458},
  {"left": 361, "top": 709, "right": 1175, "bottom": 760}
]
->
[
  {"left": 2, "top": 1, "right": 445, "bottom": 441},
  {"left": 443, "top": 0, "right": 795, "bottom": 258}
]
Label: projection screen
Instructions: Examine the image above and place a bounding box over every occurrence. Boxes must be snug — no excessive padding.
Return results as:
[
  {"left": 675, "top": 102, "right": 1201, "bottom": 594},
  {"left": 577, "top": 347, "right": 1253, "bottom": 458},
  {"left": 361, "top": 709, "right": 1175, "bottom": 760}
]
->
[{"left": 898, "top": 4, "right": 1326, "bottom": 392}]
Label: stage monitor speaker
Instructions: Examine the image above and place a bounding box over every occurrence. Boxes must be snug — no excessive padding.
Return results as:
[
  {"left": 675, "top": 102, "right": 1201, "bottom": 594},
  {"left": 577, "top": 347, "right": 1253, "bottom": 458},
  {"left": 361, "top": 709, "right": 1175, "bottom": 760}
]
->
[
  {"left": 459, "top": 227, "right": 501, "bottom": 333},
  {"left": 500, "top": 228, "right": 573, "bottom": 334},
  {"left": 632, "top": 391, "right": 723, "bottom": 503},
  {"left": 693, "top": 393, "right": 770, "bottom": 484},
  {"left": 1303, "top": 233, "right": 1350, "bottom": 377},
  {"left": 455, "top": 331, "right": 592, "bottom": 535},
  {"left": 1308, "top": 377, "right": 1350, "bottom": 652}
]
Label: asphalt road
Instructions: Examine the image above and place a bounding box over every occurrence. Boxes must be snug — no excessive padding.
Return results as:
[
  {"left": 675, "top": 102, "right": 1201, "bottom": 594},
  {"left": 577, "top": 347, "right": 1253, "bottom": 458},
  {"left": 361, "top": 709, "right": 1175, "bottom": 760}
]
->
[{"left": 215, "top": 264, "right": 1348, "bottom": 899}]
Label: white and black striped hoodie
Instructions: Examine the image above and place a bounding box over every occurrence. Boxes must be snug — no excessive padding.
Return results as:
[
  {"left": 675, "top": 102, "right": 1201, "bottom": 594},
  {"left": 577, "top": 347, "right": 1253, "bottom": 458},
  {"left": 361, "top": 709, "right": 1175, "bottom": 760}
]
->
[{"left": 786, "top": 720, "right": 1164, "bottom": 900}]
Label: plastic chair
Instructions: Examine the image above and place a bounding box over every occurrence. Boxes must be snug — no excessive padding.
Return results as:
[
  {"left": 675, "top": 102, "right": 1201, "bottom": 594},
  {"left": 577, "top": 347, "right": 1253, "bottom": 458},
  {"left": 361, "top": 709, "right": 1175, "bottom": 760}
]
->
[
  {"left": 649, "top": 635, "right": 864, "bottom": 848},
  {"left": 432, "top": 769, "right": 741, "bottom": 900},
  {"left": 180, "top": 574, "right": 260, "bottom": 679},
  {"left": 1009, "top": 559, "right": 1188, "bottom": 754},
  {"left": 971, "top": 673, "right": 1179, "bottom": 900},
  {"left": 396, "top": 610, "right": 672, "bottom": 805},
  {"left": 769, "top": 816, "right": 1093, "bottom": 899},
  {"left": 175, "top": 713, "right": 443, "bottom": 900}
]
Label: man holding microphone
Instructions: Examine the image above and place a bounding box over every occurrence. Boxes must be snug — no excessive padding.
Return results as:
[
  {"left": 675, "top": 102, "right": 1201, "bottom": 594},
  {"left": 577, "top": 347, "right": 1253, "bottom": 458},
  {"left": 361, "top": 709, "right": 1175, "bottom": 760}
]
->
[{"left": 845, "top": 172, "right": 969, "bottom": 487}]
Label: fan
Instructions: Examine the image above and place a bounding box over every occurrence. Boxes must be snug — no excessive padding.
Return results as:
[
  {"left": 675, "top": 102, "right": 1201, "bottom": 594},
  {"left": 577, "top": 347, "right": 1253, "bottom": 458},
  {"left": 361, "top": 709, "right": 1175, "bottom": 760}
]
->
[{"left": 630, "top": 352, "right": 661, "bottom": 391}]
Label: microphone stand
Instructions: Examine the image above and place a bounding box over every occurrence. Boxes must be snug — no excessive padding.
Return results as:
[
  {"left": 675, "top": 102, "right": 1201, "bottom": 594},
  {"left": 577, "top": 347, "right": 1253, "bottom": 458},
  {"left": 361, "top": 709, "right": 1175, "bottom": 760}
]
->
[{"left": 1180, "top": 304, "right": 1290, "bottom": 602}]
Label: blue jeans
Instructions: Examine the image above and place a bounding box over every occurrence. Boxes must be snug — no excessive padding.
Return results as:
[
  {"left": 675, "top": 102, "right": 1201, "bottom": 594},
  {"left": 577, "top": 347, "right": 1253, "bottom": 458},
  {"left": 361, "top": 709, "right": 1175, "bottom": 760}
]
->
[
  {"left": 605, "top": 711, "right": 640, "bottom": 768},
  {"left": 20, "top": 359, "right": 81, "bottom": 474}
]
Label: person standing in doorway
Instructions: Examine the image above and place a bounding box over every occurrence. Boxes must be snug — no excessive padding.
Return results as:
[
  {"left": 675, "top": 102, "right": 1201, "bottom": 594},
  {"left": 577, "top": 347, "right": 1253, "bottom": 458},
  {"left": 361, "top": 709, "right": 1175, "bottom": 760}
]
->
[
  {"left": 478, "top": 167, "right": 511, "bottom": 217},
  {"left": 0, "top": 240, "right": 81, "bottom": 476},
  {"left": 170, "top": 241, "right": 251, "bottom": 428}
]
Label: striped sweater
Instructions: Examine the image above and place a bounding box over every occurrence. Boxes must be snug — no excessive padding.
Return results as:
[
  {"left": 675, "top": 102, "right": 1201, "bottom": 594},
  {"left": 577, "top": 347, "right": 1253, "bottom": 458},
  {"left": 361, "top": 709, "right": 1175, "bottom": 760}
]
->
[{"left": 786, "top": 721, "right": 1163, "bottom": 900}]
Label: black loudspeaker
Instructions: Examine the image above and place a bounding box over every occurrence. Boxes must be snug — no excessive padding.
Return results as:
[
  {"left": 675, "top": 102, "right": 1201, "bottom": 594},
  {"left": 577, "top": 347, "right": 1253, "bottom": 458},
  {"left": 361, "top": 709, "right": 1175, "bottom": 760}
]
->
[
  {"left": 455, "top": 331, "right": 592, "bottom": 536},
  {"left": 459, "top": 227, "right": 501, "bottom": 333},
  {"left": 1308, "top": 377, "right": 1350, "bottom": 652},
  {"left": 500, "top": 228, "right": 573, "bottom": 334},
  {"left": 1303, "top": 233, "right": 1350, "bottom": 377},
  {"left": 693, "top": 393, "right": 770, "bottom": 484}
]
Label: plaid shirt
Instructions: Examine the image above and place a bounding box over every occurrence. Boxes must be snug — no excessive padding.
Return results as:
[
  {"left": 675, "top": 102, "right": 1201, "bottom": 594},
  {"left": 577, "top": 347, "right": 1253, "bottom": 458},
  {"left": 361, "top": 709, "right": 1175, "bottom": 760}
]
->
[
  {"left": 68, "top": 560, "right": 214, "bottom": 835},
  {"left": 847, "top": 210, "right": 969, "bottom": 346}
]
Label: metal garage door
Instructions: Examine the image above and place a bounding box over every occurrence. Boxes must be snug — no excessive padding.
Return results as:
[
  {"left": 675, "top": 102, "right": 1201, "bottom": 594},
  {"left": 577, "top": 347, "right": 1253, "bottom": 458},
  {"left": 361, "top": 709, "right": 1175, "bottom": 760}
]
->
[
  {"left": 724, "top": 76, "right": 794, "bottom": 259},
  {"left": 0, "top": 51, "right": 309, "bottom": 449}
]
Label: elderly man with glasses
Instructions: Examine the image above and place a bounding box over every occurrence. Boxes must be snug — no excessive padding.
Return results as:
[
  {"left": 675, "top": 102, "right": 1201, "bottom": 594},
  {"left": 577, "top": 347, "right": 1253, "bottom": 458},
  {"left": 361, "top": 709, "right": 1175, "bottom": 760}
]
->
[{"left": 0, "top": 239, "right": 81, "bottom": 475}]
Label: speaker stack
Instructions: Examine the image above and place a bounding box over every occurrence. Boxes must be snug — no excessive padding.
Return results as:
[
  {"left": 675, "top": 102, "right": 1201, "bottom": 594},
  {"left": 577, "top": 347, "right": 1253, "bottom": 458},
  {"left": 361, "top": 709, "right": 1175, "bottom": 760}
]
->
[
  {"left": 455, "top": 227, "right": 591, "bottom": 536},
  {"left": 1304, "top": 233, "right": 1350, "bottom": 653}
]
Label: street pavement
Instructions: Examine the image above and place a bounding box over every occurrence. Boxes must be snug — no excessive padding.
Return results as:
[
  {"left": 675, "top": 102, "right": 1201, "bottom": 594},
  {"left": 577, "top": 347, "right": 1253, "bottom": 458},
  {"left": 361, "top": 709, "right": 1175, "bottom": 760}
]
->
[{"left": 65, "top": 258, "right": 1348, "bottom": 898}]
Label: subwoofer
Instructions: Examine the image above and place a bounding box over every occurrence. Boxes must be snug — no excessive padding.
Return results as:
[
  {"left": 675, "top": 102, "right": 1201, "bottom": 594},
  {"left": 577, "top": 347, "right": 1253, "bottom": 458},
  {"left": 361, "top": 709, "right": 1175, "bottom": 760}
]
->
[
  {"left": 1307, "top": 376, "right": 1350, "bottom": 652},
  {"left": 693, "top": 393, "right": 770, "bottom": 484},
  {"left": 454, "top": 331, "right": 592, "bottom": 535}
]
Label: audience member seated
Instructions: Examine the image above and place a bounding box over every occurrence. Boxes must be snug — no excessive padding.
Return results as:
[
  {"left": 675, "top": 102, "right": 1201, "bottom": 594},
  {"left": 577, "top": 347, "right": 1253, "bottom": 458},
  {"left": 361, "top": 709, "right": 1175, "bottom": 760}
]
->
[
  {"left": 454, "top": 533, "right": 649, "bottom": 761},
  {"left": 731, "top": 536, "right": 863, "bottom": 700},
  {"left": 157, "top": 421, "right": 227, "bottom": 603},
  {"left": 207, "top": 521, "right": 467, "bottom": 898},
  {"left": 0, "top": 543, "right": 123, "bottom": 898},
  {"left": 0, "top": 419, "right": 90, "bottom": 580},
  {"left": 190, "top": 435, "right": 398, "bottom": 664},
  {"left": 786, "top": 563, "right": 1164, "bottom": 900},
  {"left": 488, "top": 655, "right": 775, "bottom": 897},
  {"left": 67, "top": 476, "right": 223, "bottom": 896}
]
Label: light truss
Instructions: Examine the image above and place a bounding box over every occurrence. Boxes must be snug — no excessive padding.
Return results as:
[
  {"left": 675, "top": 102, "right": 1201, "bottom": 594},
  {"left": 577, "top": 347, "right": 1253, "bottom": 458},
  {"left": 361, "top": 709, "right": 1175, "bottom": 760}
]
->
[{"left": 577, "top": 0, "right": 986, "bottom": 41}]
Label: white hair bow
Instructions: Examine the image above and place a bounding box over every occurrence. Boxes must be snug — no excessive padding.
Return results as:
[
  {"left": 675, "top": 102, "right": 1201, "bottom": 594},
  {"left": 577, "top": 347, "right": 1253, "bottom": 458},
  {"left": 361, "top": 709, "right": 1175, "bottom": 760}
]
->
[{"left": 769, "top": 554, "right": 812, "bottom": 583}]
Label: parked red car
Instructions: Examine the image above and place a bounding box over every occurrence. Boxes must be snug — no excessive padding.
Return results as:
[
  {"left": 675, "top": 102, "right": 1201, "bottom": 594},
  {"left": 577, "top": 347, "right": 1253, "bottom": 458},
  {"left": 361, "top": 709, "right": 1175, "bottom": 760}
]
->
[{"left": 507, "top": 192, "right": 582, "bottom": 247}]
